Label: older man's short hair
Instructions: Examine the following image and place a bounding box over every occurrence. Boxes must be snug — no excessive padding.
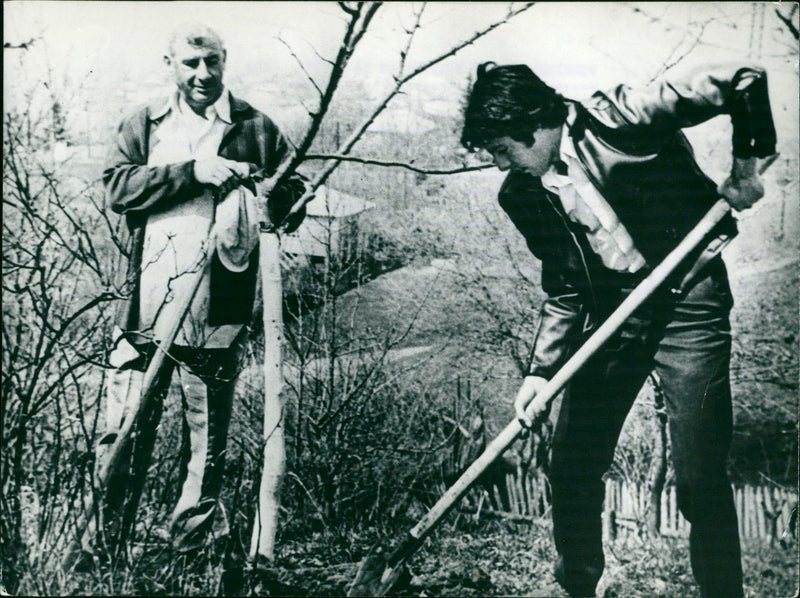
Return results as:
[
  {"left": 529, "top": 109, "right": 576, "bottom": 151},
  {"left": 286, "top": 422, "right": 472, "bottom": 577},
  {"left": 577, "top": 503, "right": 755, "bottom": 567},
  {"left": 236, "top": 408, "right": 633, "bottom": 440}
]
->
[{"left": 167, "top": 23, "right": 225, "bottom": 56}]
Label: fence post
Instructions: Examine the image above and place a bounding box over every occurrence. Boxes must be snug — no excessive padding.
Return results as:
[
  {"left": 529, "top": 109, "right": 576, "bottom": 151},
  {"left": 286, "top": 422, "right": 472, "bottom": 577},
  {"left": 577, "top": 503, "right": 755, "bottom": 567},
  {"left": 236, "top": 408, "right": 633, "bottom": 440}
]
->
[
  {"left": 755, "top": 486, "right": 766, "bottom": 538},
  {"left": 736, "top": 486, "right": 744, "bottom": 537}
]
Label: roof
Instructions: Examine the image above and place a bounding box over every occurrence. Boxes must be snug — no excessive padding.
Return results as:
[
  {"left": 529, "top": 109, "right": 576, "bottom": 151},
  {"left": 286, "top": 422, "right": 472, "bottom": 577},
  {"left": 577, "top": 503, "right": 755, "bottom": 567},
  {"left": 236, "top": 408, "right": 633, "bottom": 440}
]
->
[{"left": 305, "top": 185, "right": 376, "bottom": 219}]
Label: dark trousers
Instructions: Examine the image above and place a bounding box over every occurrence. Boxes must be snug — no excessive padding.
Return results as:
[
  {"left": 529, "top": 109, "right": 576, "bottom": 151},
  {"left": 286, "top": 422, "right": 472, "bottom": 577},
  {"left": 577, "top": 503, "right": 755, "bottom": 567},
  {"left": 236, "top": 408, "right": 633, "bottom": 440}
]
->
[
  {"left": 94, "top": 334, "right": 246, "bottom": 554},
  {"left": 549, "top": 257, "right": 743, "bottom": 598}
]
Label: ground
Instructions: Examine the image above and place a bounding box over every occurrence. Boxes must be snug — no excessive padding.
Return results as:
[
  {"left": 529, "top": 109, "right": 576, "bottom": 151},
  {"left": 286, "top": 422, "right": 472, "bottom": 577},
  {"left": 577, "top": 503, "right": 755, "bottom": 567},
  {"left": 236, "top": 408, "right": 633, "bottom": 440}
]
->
[{"left": 269, "top": 517, "right": 798, "bottom": 597}]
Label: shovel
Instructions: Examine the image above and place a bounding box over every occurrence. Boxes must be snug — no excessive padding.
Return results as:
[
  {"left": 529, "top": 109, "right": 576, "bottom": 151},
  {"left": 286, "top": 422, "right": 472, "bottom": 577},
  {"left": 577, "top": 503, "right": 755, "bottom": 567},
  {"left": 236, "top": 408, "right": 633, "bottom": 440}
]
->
[
  {"left": 347, "top": 155, "right": 778, "bottom": 597},
  {"left": 61, "top": 225, "right": 217, "bottom": 570}
]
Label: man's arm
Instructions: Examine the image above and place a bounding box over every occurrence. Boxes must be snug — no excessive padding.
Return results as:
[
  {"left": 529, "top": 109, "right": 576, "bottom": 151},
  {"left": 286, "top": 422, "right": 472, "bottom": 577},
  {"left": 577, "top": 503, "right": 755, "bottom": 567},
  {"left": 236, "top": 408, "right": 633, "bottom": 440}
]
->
[
  {"left": 598, "top": 63, "right": 777, "bottom": 159},
  {"left": 497, "top": 175, "right": 588, "bottom": 382},
  {"left": 102, "top": 113, "right": 201, "bottom": 216},
  {"left": 102, "top": 111, "right": 250, "bottom": 216},
  {"left": 596, "top": 64, "right": 778, "bottom": 211},
  {"left": 527, "top": 292, "right": 585, "bottom": 380},
  {"left": 515, "top": 291, "right": 584, "bottom": 427}
]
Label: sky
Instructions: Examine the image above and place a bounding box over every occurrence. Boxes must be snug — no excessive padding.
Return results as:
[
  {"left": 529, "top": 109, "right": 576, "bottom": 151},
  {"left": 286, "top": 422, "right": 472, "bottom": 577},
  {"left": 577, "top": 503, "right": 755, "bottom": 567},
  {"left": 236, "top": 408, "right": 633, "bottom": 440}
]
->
[{"left": 4, "top": 2, "right": 798, "bottom": 148}]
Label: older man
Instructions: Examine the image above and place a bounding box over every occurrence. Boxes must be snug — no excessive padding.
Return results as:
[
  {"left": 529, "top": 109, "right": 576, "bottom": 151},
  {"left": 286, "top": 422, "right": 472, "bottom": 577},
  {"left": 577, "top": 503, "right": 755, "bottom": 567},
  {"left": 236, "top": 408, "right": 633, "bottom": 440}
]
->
[
  {"left": 461, "top": 62, "right": 776, "bottom": 598},
  {"left": 89, "top": 23, "right": 305, "bottom": 560}
]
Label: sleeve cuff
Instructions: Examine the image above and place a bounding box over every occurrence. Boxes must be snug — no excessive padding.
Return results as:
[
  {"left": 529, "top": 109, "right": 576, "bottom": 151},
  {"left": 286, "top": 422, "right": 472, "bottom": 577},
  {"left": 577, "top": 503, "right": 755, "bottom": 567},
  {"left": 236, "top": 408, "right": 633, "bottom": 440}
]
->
[{"left": 730, "top": 70, "right": 777, "bottom": 158}]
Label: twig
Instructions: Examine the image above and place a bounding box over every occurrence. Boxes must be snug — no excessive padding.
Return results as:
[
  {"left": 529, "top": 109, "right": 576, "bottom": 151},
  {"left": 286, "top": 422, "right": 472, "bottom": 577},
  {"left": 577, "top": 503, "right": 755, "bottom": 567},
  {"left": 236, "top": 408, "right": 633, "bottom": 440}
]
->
[
  {"left": 303, "top": 153, "right": 493, "bottom": 174},
  {"left": 278, "top": 36, "right": 324, "bottom": 97},
  {"left": 775, "top": 5, "right": 799, "bottom": 41},
  {"left": 284, "top": 1, "right": 536, "bottom": 218}
]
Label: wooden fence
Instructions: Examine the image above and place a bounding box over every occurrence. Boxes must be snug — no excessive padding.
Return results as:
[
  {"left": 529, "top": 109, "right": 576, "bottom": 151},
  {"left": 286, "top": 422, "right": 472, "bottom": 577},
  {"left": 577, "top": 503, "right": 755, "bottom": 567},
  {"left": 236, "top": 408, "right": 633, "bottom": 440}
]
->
[
  {"left": 603, "top": 479, "right": 797, "bottom": 541},
  {"left": 472, "top": 474, "right": 797, "bottom": 542}
]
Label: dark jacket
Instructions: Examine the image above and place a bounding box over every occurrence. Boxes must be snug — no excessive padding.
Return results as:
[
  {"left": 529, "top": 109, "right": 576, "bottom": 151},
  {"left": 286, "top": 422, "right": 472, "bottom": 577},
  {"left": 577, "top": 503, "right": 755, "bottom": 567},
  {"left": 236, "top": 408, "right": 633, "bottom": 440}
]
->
[
  {"left": 496, "top": 64, "right": 776, "bottom": 378},
  {"left": 103, "top": 91, "right": 305, "bottom": 334}
]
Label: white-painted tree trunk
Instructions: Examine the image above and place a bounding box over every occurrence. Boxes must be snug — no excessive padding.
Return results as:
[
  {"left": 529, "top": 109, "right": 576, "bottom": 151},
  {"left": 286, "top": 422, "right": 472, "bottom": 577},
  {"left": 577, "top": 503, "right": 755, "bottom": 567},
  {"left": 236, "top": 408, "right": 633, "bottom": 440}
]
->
[{"left": 249, "top": 231, "right": 285, "bottom": 561}]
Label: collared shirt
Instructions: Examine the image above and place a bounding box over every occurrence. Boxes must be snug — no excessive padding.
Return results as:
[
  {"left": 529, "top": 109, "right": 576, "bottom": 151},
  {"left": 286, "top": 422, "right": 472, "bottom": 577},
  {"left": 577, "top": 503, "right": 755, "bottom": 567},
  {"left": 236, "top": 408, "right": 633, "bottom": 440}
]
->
[
  {"left": 541, "top": 107, "right": 647, "bottom": 274},
  {"left": 139, "top": 88, "right": 256, "bottom": 349}
]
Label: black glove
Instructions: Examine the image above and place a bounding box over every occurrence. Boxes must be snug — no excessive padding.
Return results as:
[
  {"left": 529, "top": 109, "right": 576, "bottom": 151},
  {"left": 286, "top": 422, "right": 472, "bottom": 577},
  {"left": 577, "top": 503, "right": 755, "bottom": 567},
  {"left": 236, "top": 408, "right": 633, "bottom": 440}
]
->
[{"left": 267, "top": 177, "right": 308, "bottom": 233}]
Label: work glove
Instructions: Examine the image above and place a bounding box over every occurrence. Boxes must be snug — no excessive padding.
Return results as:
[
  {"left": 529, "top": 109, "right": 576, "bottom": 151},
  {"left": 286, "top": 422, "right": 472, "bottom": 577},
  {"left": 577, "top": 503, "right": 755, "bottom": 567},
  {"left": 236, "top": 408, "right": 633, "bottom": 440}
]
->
[
  {"left": 514, "top": 375, "right": 551, "bottom": 429},
  {"left": 255, "top": 175, "right": 308, "bottom": 234},
  {"left": 267, "top": 191, "right": 307, "bottom": 234},
  {"left": 718, "top": 156, "right": 764, "bottom": 211}
]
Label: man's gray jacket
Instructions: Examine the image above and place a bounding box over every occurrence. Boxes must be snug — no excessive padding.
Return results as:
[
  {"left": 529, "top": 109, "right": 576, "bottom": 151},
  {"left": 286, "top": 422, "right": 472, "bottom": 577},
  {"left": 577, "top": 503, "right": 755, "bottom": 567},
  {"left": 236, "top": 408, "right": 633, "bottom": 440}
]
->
[{"left": 103, "top": 92, "right": 305, "bottom": 338}]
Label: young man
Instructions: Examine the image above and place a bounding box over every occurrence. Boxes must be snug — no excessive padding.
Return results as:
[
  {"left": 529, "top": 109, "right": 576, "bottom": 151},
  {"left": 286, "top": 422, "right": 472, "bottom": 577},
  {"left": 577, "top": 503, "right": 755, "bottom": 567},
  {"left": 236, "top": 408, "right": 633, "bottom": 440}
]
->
[
  {"left": 461, "top": 62, "right": 776, "bottom": 598},
  {"left": 88, "top": 23, "right": 305, "bottom": 560}
]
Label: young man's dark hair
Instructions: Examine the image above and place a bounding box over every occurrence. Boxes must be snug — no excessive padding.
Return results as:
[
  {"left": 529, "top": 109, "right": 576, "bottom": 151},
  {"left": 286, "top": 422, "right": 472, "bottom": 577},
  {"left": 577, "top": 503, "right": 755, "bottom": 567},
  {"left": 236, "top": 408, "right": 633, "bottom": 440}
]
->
[{"left": 461, "top": 62, "right": 568, "bottom": 151}]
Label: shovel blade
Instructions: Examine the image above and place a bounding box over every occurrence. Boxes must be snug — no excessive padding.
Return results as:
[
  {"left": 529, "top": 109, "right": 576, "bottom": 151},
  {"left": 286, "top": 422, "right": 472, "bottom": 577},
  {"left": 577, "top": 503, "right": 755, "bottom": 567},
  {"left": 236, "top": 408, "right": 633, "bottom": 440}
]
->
[{"left": 347, "top": 545, "right": 410, "bottom": 597}]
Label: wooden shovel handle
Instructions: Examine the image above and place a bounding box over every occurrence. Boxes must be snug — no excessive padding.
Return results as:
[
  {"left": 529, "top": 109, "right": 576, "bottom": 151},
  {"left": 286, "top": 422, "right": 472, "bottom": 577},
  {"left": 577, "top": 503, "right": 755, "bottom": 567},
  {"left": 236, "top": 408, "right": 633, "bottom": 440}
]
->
[
  {"left": 95, "top": 231, "right": 217, "bottom": 483},
  {"left": 406, "top": 153, "right": 780, "bottom": 542},
  {"left": 63, "top": 229, "right": 216, "bottom": 569},
  {"left": 407, "top": 197, "right": 735, "bottom": 542}
]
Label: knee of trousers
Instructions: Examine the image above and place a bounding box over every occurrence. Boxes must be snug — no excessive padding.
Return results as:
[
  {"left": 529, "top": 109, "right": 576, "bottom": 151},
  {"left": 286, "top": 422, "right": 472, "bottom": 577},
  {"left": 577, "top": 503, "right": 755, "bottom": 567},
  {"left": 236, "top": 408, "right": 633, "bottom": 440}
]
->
[
  {"left": 549, "top": 452, "right": 609, "bottom": 495},
  {"left": 674, "top": 479, "right": 734, "bottom": 524},
  {"left": 549, "top": 472, "right": 606, "bottom": 512}
]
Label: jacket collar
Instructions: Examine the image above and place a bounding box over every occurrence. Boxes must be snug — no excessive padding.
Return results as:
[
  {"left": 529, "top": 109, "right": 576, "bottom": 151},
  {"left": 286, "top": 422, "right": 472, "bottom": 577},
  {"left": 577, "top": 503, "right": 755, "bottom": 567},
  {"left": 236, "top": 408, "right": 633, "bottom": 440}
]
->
[
  {"left": 565, "top": 99, "right": 587, "bottom": 142},
  {"left": 147, "top": 90, "right": 252, "bottom": 123}
]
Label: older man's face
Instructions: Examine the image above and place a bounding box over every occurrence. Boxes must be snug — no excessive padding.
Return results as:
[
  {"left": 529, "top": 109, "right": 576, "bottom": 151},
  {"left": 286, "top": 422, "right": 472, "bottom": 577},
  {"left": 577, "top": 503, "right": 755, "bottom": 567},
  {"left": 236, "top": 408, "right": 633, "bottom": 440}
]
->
[{"left": 167, "top": 40, "right": 226, "bottom": 114}]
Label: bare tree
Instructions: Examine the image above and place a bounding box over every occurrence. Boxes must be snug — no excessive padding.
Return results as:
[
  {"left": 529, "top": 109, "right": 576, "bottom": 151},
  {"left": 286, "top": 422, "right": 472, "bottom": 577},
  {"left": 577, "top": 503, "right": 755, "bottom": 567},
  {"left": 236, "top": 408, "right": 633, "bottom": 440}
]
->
[
  {"left": 2, "top": 54, "right": 121, "bottom": 589},
  {"left": 775, "top": 4, "right": 799, "bottom": 41}
]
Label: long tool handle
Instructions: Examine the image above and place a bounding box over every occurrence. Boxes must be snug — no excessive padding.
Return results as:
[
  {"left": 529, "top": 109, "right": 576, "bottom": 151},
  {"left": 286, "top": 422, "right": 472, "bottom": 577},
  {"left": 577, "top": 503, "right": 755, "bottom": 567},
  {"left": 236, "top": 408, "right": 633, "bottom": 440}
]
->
[
  {"left": 96, "top": 233, "right": 217, "bottom": 483},
  {"left": 63, "top": 228, "right": 217, "bottom": 569},
  {"left": 399, "top": 153, "right": 780, "bottom": 551},
  {"left": 397, "top": 197, "right": 734, "bottom": 556}
]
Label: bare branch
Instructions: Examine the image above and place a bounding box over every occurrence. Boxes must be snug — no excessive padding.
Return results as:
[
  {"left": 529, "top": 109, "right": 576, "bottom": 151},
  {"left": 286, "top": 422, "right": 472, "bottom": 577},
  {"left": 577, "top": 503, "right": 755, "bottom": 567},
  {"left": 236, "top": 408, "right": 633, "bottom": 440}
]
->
[
  {"left": 646, "top": 18, "right": 712, "bottom": 83},
  {"left": 3, "top": 38, "right": 39, "bottom": 51},
  {"left": 303, "top": 152, "right": 492, "bottom": 174},
  {"left": 338, "top": 1, "right": 359, "bottom": 17},
  {"left": 306, "top": 38, "right": 336, "bottom": 67},
  {"left": 775, "top": 5, "right": 799, "bottom": 41},
  {"left": 278, "top": 36, "right": 324, "bottom": 97},
  {"left": 276, "top": 2, "right": 385, "bottom": 181},
  {"left": 284, "top": 2, "right": 535, "bottom": 218},
  {"left": 349, "top": 2, "right": 383, "bottom": 50},
  {"left": 398, "top": 2, "right": 536, "bottom": 86},
  {"left": 396, "top": 2, "right": 427, "bottom": 77}
]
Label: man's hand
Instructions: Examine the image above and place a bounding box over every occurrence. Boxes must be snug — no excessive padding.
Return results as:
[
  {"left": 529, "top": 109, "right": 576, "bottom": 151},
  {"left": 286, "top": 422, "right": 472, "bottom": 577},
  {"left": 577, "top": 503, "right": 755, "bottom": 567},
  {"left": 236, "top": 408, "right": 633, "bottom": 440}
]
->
[
  {"left": 514, "top": 375, "right": 550, "bottom": 428},
  {"left": 718, "top": 157, "right": 764, "bottom": 211},
  {"left": 254, "top": 176, "right": 310, "bottom": 234},
  {"left": 193, "top": 157, "right": 251, "bottom": 189}
]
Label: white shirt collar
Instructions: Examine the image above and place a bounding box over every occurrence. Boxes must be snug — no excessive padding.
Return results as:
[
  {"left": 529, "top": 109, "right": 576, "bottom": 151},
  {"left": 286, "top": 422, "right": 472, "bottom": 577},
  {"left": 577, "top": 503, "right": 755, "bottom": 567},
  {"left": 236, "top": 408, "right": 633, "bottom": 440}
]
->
[
  {"left": 558, "top": 104, "right": 580, "bottom": 162},
  {"left": 212, "top": 88, "right": 232, "bottom": 123},
  {"left": 157, "top": 87, "right": 231, "bottom": 123},
  {"left": 541, "top": 104, "right": 580, "bottom": 188}
]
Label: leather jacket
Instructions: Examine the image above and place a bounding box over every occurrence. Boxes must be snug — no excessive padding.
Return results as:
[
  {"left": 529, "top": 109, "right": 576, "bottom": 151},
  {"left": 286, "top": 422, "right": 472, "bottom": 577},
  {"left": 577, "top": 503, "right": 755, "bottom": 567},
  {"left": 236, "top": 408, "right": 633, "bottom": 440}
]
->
[{"left": 496, "top": 64, "right": 776, "bottom": 378}]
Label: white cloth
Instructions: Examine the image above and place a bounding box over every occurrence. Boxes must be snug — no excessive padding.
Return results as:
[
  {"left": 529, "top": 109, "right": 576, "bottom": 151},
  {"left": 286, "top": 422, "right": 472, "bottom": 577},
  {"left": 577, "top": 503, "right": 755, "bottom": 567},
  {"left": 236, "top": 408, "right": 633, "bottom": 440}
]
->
[
  {"left": 215, "top": 185, "right": 260, "bottom": 272},
  {"left": 541, "top": 108, "right": 647, "bottom": 274},
  {"left": 139, "top": 90, "right": 258, "bottom": 348}
]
